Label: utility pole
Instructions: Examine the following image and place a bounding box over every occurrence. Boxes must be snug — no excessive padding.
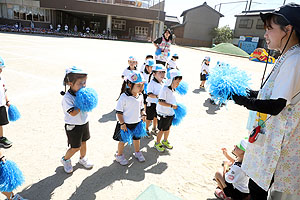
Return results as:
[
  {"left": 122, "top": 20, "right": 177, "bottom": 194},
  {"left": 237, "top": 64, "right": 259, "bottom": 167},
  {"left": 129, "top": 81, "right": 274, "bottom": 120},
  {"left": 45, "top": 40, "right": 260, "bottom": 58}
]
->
[
  {"left": 248, "top": 0, "right": 252, "bottom": 11},
  {"left": 283, "top": 0, "right": 286, "bottom": 5}
]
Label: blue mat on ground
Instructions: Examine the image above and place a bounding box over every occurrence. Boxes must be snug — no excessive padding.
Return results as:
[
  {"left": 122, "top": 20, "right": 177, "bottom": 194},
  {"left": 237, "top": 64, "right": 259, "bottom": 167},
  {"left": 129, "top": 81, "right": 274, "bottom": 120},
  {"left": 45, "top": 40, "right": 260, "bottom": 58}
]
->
[{"left": 136, "top": 184, "right": 182, "bottom": 200}]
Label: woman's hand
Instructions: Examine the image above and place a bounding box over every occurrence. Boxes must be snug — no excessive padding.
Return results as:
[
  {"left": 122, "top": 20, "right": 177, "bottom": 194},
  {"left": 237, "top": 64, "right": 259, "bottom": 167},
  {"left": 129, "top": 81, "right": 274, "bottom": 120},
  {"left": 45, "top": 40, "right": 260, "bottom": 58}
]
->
[{"left": 120, "top": 123, "right": 127, "bottom": 132}]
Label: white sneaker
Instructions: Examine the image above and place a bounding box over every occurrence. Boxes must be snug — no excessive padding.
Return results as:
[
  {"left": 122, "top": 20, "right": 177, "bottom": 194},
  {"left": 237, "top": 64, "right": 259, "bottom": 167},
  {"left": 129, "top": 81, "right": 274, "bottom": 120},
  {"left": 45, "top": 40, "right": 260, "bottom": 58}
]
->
[
  {"left": 61, "top": 157, "right": 73, "bottom": 173},
  {"left": 12, "top": 194, "right": 28, "bottom": 200},
  {"left": 115, "top": 154, "right": 128, "bottom": 165},
  {"left": 78, "top": 156, "right": 94, "bottom": 169},
  {"left": 134, "top": 151, "right": 145, "bottom": 162}
]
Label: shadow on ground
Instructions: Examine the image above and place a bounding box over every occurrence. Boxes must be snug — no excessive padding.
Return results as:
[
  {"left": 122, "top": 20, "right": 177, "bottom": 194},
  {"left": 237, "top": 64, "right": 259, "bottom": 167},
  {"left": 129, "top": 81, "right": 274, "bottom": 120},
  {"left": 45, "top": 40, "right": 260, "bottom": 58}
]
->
[
  {"left": 98, "top": 109, "right": 117, "bottom": 123},
  {"left": 203, "top": 98, "right": 221, "bottom": 115}
]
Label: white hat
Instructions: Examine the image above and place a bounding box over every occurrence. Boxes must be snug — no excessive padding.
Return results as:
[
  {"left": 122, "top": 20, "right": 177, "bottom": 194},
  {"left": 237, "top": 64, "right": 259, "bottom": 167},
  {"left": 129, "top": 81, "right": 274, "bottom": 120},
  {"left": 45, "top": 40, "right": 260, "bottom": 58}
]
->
[
  {"left": 152, "top": 64, "right": 166, "bottom": 72},
  {"left": 128, "top": 56, "right": 137, "bottom": 62},
  {"left": 0, "top": 56, "right": 5, "bottom": 68},
  {"left": 65, "top": 66, "right": 87, "bottom": 75},
  {"left": 166, "top": 69, "right": 182, "bottom": 86},
  {"left": 126, "top": 70, "right": 145, "bottom": 84},
  {"left": 145, "top": 59, "right": 155, "bottom": 67}
]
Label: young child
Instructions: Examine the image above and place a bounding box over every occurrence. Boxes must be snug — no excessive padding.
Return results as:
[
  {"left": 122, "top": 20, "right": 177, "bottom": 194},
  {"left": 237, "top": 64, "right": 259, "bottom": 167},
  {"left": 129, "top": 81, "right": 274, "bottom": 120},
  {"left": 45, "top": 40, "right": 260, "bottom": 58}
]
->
[
  {"left": 145, "top": 64, "right": 166, "bottom": 137},
  {"left": 114, "top": 71, "right": 146, "bottom": 165},
  {"left": 61, "top": 66, "right": 94, "bottom": 173},
  {"left": 200, "top": 56, "right": 210, "bottom": 88},
  {"left": 154, "top": 69, "right": 182, "bottom": 152},
  {"left": 140, "top": 54, "right": 154, "bottom": 74},
  {"left": 122, "top": 56, "right": 138, "bottom": 79},
  {"left": 214, "top": 138, "right": 250, "bottom": 200},
  {"left": 141, "top": 59, "right": 155, "bottom": 109},
  {"left": 0, "top": 57, "right": 13, "bottom": 148},
  {"left": 166, "top": 54, "right": 179, "bottom": 70}
]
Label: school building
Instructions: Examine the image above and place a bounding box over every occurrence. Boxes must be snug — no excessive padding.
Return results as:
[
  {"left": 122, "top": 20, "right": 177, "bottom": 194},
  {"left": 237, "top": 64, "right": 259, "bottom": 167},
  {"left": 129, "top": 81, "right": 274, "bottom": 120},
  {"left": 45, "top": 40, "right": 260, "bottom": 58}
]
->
[{"left": 0, "top": 0, "right": 166, "bottom": 41}]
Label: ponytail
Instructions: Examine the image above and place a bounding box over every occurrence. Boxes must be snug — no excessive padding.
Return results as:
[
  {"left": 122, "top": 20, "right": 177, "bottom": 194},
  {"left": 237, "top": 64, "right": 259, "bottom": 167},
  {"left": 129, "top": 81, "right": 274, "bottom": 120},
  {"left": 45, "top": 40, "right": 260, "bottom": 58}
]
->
[{"left": 116, "top": 80, "right": 135, "bottom": 100}]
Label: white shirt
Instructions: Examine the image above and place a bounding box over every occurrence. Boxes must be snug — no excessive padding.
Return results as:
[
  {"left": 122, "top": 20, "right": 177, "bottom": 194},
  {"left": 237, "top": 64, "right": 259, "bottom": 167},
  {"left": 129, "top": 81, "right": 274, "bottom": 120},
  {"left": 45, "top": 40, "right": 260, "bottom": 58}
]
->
[
  {"left": 146, "top": 78, "right": 164, "bottom": 105},
  {"left": 122, "top": 66, "right": 137, "bottom": 78},
  {"left": 225, "top": 162, "right": 249, "bottom": 194},
  {"left": 201, "top": 63, "right": 209, "bottom": 75},
  {"left": 141, "top": 68, "right": 151, "bottom": 83},
  {"left": 140, "top": 63, "right": 146, "bottom": 73},
  {"left": 156, "top": 86, "right": 176, "bottom": 116},
  {"left": 62, "top": 90, "right": 89, "bottom": 125},
  {"left": 167, "top": 59, "right": 177, "bottom": 69},
  {"left": 116, "top": 92, "right": 144, "bottom": 124},
  {"left": 0, "top": 76, "right": 6, "bottom": 107}
]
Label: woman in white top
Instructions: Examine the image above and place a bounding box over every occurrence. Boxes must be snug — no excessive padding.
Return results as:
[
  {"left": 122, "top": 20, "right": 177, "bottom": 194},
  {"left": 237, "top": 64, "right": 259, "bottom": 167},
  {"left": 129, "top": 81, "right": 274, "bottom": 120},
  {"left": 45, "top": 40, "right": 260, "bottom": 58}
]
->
[{"left": 200, "top": 56, "right": 210, "bottom": 88}]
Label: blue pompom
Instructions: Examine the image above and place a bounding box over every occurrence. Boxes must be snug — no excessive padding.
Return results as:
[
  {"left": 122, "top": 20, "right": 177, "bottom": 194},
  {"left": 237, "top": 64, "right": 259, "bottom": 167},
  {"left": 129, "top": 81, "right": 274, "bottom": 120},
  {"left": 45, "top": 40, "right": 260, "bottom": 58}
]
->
[
  {"left": 0, "top": 160, "right": 24, "bottom": 192},
  {"left": 8, "top": 105, "right": 21, "bottom": 122},
  {"left": 166, "top": 68, "right": 171, "bottom": 79},
  {"left": 155, "top": 48, "right": 162, "bottom": 56},
  {"left": 206, "top": 63, "right": 251, "bottom": 105},
  {"left": 172, "top": 103, "right": 187, "bottom": 126},
  {"left": 176, "top": 81, "right": 188, "bottom": 95},
  {"left": 144, "top": 83, "right": 148, "bottom": 94},
  {"left": 120, "top": 129, "right": 133, "bottom": 145},
  {"left": 75, "top": 88, "right": 98, "bottom": 112},
  {"left": 168, "top": 52, "right": 170, "bottom": 57},
  {"left": 132, "top": 121, "right": 147, "bottom": 138}
]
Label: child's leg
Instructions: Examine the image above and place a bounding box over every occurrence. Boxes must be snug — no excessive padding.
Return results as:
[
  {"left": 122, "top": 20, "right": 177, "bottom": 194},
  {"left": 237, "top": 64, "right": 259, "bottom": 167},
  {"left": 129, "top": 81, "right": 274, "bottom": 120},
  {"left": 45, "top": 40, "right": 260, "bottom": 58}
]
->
[
  {"left": 117, "top": 142, "right": 125, "bottom": 156},
  {"left": 64, "top": 147, "right": 80, "bottom": 160},
  {"left": 133, "top": 140, "right": 140, "bottom": 152},
  {"left": 146, "top": 120, "right": 151, "bottom": 131},
  {"left": 163, "top": 129, "right": 170, "bottom": 141},
  {"left": 0, "top": 126, "right": 3, "bottom": 137},
  {"left": 2, "top": 191, "right": 13, "bottom": 199},
  {"left": 79, "top": 141, "right": 87, "bottom": 159},
  {"left": 215, "top": 170, "right": 227, "bottom": 190},
  {"left": 156, "top": 130, "right": 164, "bottom": 143},
  {"left": 152, "top": 117, "right": 157, "bottom": 130}
]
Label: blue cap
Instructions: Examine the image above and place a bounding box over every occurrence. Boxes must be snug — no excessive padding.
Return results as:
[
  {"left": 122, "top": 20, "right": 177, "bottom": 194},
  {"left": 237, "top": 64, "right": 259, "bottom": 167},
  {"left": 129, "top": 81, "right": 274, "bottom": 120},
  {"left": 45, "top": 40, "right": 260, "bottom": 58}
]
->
[
  {"left": 128, "top": 56, "right": 137, "bottom": 62},
  {"left": 0, "top": 57, "right": 5, "bottom": 68},
  {"left": 152, "top": 64, "right": 166, "bottom": 72},
  {"left": 126, "top": 70, "right": 145, "bottom": 84},
  {"left": 172, "top": 53, "right": 179, "bottom": 58},
  {"left": 65, "top": 66, "right": 88, "bottom": 75},
  {"left": 146, "top": 59, "right": 155, "bottom": 67}
]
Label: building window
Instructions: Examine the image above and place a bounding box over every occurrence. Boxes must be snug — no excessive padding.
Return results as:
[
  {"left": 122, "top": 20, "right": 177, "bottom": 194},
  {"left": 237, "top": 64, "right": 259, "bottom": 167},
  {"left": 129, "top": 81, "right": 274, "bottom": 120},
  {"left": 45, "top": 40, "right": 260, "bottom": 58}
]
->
[
  {"left": 112, "top": 19, "right": 126, "bottom": 31},
  {"left": 135, "top": 26, "right": 148, "bottom": 36},
  {"left": 239, "top": 19, "right": 253, "bottom": 29},
  {"left": 256, "top": 19, "right": 264, "bottom": 29}
]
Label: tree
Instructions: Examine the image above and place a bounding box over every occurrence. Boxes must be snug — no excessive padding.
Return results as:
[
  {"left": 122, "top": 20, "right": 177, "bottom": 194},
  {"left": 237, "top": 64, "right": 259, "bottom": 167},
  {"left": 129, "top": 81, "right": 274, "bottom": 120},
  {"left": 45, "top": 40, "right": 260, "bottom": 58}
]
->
[{"left": 211, "top": 25, "right": 233, "bottom": 44}]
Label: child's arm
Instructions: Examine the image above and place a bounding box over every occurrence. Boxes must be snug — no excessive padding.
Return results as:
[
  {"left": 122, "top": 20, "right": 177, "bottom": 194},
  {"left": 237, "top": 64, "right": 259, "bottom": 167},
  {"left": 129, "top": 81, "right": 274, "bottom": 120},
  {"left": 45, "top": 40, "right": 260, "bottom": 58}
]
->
[
  {"left": 117, "top": 113, "right": 127, "bottom": 131},
  {"left": 148, "top": 94, "right": 158, "bottom": 98},
  {"left": 158, "top": 101, "right": 177, "bottom": 109},
  {"left": 222, "top": 148, "right": 235, "bottom": 164},
  {"left": 68, "top": 107, "right": 80, "bottom": 116}
]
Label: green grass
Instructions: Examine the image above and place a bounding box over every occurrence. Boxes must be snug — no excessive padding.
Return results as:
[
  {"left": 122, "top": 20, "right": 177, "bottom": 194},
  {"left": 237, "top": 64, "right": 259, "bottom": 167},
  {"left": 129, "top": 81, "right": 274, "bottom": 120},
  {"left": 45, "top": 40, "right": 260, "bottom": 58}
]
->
[{"left": 199, "top": 43, "right": 250, "bottom": 57}]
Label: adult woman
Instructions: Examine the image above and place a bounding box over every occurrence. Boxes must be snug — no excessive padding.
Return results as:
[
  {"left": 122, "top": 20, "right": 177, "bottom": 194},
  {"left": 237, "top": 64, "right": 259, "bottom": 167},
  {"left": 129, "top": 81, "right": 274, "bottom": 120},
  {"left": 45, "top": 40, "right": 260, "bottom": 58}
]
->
[
  {"left": 153, "top": 29, "right": 172, "bottom": 66},
  {"left": 232, "top": 3, "right": 300, "bottom": 200}
]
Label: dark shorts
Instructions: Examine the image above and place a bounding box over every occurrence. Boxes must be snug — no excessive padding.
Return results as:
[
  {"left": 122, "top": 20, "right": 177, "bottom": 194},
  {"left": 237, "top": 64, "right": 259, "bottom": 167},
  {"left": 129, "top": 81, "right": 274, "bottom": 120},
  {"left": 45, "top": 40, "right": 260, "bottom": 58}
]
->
[
  {"left": 146, "top": 103, "right": 157, "bottom": 120},
  {"left": 113, "top": 122, "right": 141, "bottom": 142},
  {"left": 200, "top": 73, "right": 207, "bottom": 81},
  {"left": 224, "top": 180, "right": 249, "bottom": 199},
  {"left": 65, "top": 122, "right": 90, "bottom": 148},
  {"left": 0, "top": 106, "right": 9, "bottom": 126},
  {"left": 156, "top": 60, "right": 166, "bottom": 66},
  {"left": 143, "top": 93, "right": 147, "bottom": 105},
  {"left": 157, "top": 114, "right": 174, "bottom": 131}
]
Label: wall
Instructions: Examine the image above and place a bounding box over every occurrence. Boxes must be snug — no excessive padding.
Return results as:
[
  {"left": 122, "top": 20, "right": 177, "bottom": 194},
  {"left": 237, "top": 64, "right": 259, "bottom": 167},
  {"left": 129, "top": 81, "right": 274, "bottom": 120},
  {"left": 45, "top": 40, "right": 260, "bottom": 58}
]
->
[{"left": 175, "top": 37, "right": 211, "bottom": 47}]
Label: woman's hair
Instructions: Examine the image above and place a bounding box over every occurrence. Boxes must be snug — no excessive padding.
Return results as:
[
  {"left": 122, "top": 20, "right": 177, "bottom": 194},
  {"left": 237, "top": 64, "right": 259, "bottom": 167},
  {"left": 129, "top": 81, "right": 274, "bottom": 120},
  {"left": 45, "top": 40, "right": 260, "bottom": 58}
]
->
[
  {"left": 174, "top": 76, "right": 182, "bottom": 81},
  {"left": 163, "top": 29, "right": 173, "bottom": 41},
  {"left": 264, "top": 14, "right": 300, "bottom": 43},
  {"left": 117, "top": 80, "right": 135, "bottom": 100},
  {"left": 61, "top": 73, "right": 87, "bottom": 95},
  {"left": 146, "top": 55, "right": 153, "bottom": 59}
]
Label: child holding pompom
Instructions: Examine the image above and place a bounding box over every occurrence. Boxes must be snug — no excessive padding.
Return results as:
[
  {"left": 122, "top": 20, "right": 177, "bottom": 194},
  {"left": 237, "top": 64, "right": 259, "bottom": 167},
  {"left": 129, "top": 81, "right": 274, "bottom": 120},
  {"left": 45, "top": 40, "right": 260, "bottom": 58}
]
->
[
  {"left": 114, "top": 71, "right": 147, "bottom": 165},
  {"left": 60, "top": 66, "right": 94, "bottom": 173},
  {"left": 214, "top": 138, "right": 249, "bottom": 200},
  {"left": 0, "top": 151, "right": 26, "bottom": 200},
  {"left": 141, "top": 59, "right": 155, "bottom": 108},
  {"left": 166, "top": 53, "right": 179, "bottom": 70},
  {"left": 145, "top": 64, "right": 166, "bottom": 137},
  {"left": 200, "top": 56, "right": 210, "bottom": 89},
  {"left": 0, "top": 57, "right": 13, "bottom": 149},
  {"left": 121, "top": 56, "right": 138, "bottom": 79},
  {"left": 154, "top": 69, "right": 182, "bottom": 152}
]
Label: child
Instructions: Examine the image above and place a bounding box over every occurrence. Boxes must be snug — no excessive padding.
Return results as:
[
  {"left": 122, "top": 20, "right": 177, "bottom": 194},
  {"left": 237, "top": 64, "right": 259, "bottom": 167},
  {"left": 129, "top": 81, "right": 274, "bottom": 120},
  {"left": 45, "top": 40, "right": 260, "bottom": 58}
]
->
[
  {"left": 61, "top": 66, "right": 94, "bottom": 173},
  {"left": 0, "top": 57, "right": 13, "bottom": 148},
  {"left": 140, "top": 54, "right": 154, "bottom": 74},
  {"left": 146, "top": 64, "right": 166, "bottom": 137},
  {"left": 200, "top": 56, "right": 210, "bottom": 88},
  {"left": 122, "top": 56, "right": 138, "bottom": 79},
  {"left": 141, "top": 59, "right": 155, "bottom": 108},
  {"left": 154, "top": 69, "right": 182, "bottom": 152},
  {"left": 114, "top": 71, "right": 146, "bottom": 165},
  {"left": 166, "top": 54, "right": 179, "bottom": 70},
  {"left": 214, "top": 138, "right": 250, "bottom": 200}
]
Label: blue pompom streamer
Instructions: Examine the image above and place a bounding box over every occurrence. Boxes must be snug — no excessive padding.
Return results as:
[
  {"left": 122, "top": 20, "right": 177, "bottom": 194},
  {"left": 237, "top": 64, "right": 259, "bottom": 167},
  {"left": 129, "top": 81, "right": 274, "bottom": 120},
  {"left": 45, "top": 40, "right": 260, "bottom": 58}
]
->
[
  {"left": 176, "top": 81, "right": 188, "bottom": 95},
  {"left": 172, "top": 103, "right": 187, "bottom": 126},
  {"left": 155, "top": 48, "right": 162, "bottom": 56},
  {"left": 120, "top": 129, "right": 133, "bottom": 145},
  {"left": 144, "top": 83, "right": 148, "bottom": 94},
  {"left": 75, "top": 88, "right": 98, "bottom": 112},
  {"left": 8, "top": 105, "right": 21, "bottom": 122},
  {"left": 166, "top": 68, "right": 171, "bottom": 79},
  {"left": 206, "top": 63, "right": 251, "bottom": 105},
  {"left": 0, "top": 160, "right": 24, "bottom": 192},
  {"left": 132, "top": 121, "right": 147, "bottom": 138}
]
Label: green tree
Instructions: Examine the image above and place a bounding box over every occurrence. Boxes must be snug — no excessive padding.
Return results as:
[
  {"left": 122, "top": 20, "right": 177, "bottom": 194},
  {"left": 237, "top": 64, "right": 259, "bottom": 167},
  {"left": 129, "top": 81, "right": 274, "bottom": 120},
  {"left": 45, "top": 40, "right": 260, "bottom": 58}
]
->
[{"left": 211, "top": 25, "right": 233, "bottom": 44}]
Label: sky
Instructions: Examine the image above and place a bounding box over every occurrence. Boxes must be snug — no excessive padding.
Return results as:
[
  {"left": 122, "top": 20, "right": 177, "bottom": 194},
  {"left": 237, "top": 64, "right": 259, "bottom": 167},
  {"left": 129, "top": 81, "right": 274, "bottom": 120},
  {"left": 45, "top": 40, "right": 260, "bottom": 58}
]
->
[{"left": 164, "top": 0, "right": 300, "bottom": 29}]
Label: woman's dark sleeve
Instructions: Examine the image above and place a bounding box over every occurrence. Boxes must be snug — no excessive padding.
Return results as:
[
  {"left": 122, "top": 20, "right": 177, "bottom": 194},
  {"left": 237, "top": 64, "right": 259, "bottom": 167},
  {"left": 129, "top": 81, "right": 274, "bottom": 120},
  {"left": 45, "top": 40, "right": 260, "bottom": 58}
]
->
[
  {"left": 232, "top": 95, "right": 286, "bottom": 115},
  {"left": 246, "top": 89, "right": 259, "bottom": 98},
  {"left": 153, "top": 37, "right": 162, "bottom": 44}
]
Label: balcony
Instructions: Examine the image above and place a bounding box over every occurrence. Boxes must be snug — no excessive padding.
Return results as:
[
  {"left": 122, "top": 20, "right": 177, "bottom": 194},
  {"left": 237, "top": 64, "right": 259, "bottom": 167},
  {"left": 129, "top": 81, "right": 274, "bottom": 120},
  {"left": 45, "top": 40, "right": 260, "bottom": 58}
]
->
[{"left": 82, "top": 0, "right": 163, "bottom": 10}]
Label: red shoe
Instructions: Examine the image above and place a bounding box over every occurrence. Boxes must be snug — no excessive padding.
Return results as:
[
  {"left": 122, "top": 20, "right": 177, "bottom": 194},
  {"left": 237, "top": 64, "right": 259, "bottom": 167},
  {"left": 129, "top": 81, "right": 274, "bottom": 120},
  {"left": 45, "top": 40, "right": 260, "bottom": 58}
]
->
[{"left": 214, "top": 188, "right": 227, "bottom": 199}]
